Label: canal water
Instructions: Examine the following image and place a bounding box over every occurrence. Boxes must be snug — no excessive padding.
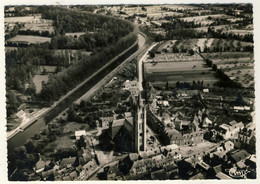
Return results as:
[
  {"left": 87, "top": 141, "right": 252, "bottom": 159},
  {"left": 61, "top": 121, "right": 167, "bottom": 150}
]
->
[{"left": 7, "top": 117, "right": 46, "bottom": 154}]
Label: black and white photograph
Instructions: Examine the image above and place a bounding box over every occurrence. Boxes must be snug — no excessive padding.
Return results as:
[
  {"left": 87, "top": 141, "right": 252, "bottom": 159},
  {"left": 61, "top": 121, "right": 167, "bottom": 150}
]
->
[{"left": 1, "top": 0, "right": 259, "bottom": 182}]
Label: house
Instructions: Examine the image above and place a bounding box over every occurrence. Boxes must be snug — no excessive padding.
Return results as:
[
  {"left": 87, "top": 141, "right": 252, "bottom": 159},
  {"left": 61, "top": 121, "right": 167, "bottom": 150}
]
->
[
  {"left": 100, "top": 116, "right": 115, "bottom": 128},
  {"left": 62, "top": 176, "right": 71, "bottom": 181},
  {"left": 203, "top": 89, "right": 209, "bottom": 93},
  {"left": 69, "top": 171, "right": 78, "bottom": 180},
  {"left": 128, "top": 159, "right": 147, "bottom": 176},
  {"left": 104, "top": 165, "right": 122, "bottom": 180},
  {"left": 229, "top": 150, "right": 251, "bottom": 164},
  {"left": 218, "top": 121, "right": 244, "bottom": 140},
  {"left": 150, "top": 169, "right": 168, "bottom": 180},
  {"left": 238, "top": 122, "right": 255, "bottom": 145},
  {"left": 124, "top": 112, "right": 132, "bottom": 118},
  {"left": 164, "top": 163, "right": 179, "bottom": 179},
  {"left": 35, "top": 155, "right": 51, "bottom": 173},
  {"left": 202, "top": 117, "right": 212, "bottom": 128},
  {"left": 60, "top": 157, "right": 77, "bottom": 169},
  {"left": 41, "top": 170, "right": 54, "bottom": 180},
  {"left": 215, "top": 172, "right": 233, "bottom": 179},
  {"left": 16, "top": 110, "right": 26, "bottom": 119},
  {"left": 75, "top": 130, "right": 86, "bottom": 140},
  {"left": 224, "top": 141, "right": 234, "bottom": 152}
]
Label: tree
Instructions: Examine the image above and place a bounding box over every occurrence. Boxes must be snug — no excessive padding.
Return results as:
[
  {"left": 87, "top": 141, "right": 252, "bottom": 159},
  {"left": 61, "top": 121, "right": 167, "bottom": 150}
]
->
[
  {"left": 165, "top": 80, "right": 169, "bottom": 90},
  {"left": 25, "top": 140, "right": 36, "bottom": 153}
]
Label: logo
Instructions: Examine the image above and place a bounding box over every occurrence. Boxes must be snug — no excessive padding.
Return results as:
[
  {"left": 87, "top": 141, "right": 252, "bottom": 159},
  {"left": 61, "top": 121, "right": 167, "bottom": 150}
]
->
[{"left": 225, "top": 166, "right": 250, "bottom": 179}]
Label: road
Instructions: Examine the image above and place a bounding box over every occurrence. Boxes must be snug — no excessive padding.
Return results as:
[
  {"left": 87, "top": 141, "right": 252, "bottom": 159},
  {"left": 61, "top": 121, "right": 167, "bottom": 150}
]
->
[{"left": 137, "top": 43, "right": 158, "bottom": 91}]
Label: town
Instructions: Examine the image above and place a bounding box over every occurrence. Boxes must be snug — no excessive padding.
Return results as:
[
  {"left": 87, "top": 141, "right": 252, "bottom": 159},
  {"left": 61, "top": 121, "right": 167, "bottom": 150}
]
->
[{"left": 5, "top": 3, "right": 255, "bottom": 181}]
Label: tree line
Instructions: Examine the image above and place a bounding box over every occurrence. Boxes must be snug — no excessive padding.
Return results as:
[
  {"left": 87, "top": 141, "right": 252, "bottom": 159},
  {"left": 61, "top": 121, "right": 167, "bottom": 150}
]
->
[{"left": 6, "top": 6, "right": 137, "bottom": 117}]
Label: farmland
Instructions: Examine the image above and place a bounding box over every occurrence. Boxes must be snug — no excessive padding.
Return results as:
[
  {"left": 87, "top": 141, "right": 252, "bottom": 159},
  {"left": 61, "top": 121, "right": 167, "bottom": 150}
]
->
[
  {"left": 144, "top": 53, "right": 218, "bottom": 87},
  {"left": 158, "top": 38, "right": 253, "bottom": 53},
  {"left": 7, "top": 35, "right": 51, "bottom": 44},
  {"left": 179, "top": 14, "right": 230, "bottom": 26},
  {"left": 202, "top": 52, "right": 254, "bottom": 88},
  {"left": 5, "top": 15, "right": 54, "bottom": 33}
]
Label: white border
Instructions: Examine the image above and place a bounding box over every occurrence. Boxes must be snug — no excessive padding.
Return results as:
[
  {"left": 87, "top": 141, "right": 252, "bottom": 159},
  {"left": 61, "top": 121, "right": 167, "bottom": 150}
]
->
[{"left": 0, "top": 0, "right": 259, "bottom": 183}]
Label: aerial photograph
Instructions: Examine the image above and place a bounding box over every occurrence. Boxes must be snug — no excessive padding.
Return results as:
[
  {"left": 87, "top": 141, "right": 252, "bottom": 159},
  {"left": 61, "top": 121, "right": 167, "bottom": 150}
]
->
[{"left": 4, "top": 1, "right": 256, "bottom": 181}]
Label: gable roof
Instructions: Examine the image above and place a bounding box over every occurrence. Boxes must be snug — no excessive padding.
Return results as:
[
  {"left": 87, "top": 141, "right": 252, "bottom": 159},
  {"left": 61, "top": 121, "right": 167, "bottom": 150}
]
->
[
  {"left": 60, "top": 157, "right": 76, "bottom": 167},
  {"left": 216, "top": 172, "right": 233, "bottom": 179},
  {"left": 224, "top": 141, "right": 234, "bottom": 151},
  {"left": 151, "top": 169, "right": 167, "bottom": 180},
  {"left": 129, "top": 153, "right": 139, "bottom": 161},
  {"left": 69, "top": 171, "right": 78, "bottom": 180},
  {"left": 229, "top": 120, "right": 238, "bottom": 126},
  {"left": 213, "top": 164, "right": 222, "bottom": 174},
  {"left": 230, "top": 150, "right": 250, "bottom": 163}
]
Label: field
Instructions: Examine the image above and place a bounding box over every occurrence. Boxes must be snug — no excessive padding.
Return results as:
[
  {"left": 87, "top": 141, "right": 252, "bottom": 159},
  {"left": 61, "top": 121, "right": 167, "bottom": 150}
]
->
[
  {"left": 21, "top": 23, "right": 54, "bottom": 33},
  {"left": 7, "top": 35, "right": 51, "bottom": 44},
  {"left": 33, "top": 74, "right": 49, "bottom": 94},
  {"left": 5, "top": 16, "right": 40, "bottom": 23},
  {"left": 44, "top": 135, "right": 75, "bottom": 151},
  {"left": 63, "top": 122, "right": 90, "bottom": 134},
  {"left": 65, "top": 32, "right": 86, "bottom": 38},
  {"left": 223, "top": 29, "right": 253, "bottom": 36},
  {"left": 179, "top": 14, "right": 230, "bottom": 26},
  {"left": 166, "top": 38, "right": 253, "bottom": 52},
  {"left": 144, "top": 53, "right": 218, "bottom": 87},
  {"left": 147, "top": 12, "right": 183, "bottom": 19},
  {"left": 202, "top": 52, "right": 254, "bottom": 88}
]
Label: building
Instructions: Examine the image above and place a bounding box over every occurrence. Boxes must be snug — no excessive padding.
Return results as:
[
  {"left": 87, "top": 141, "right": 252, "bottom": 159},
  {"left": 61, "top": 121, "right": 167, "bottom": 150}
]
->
[
  {"left": 60, "top": 157, "right": 77, "bottom": 169},
  {"left": 218, "top": 121, "right": 244, "bottom": 140},
  {"left": 34, "top": 154, "right": 51, "bottom": 173},
  {"left": 75, "top": 130, "right": 86, "bottom": 140}
]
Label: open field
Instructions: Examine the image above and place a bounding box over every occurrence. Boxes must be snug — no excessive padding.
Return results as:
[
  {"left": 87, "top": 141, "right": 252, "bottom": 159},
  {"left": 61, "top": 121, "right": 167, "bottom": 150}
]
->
[
  {"left": 202, "top": 52, "right": 254, "bottom": 88},
  {"left": 180, "top": 14, "right": 230, "bottom": 26},
  {"left": 33, "top": 74, "right": 48, "bottom": 94},
  {"left": 202, "top": 52, "right": 253, "bottom": 60},
  {"left": 65, "top": 32, "right": 86, "bottom": 38},
  {"left": 145, "top": 61, "right": 209, "bottom": 74},
  {"left": 7, "top": 35, "right": 51, "bottom": 44},
  {"left": 5, "top": 15, "right": 42, "bottom": 23},
  {"left": 147, "top": 12, "right": 183, "bottom": 19},
  {"left": 21, "top": 23, "right": 54, "bottom": 33},
  {"left": 223, "top": 29, "right": 253, "bottom": 36},
  {"left": 44, "top": 135, "right": 75, "bottom": 151},
  {"left": 63, "top": 122, "right": 90, "bottom": 134}
]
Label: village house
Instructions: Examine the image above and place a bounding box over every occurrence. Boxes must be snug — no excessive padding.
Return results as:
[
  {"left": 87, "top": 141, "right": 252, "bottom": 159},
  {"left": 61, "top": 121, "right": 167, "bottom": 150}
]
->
[
  {"left": 34, "top": 154, "right": 51, "bottom": 173},
  {"left": 237, "top": 122, "right": 255, "bottom": 145},
  {"left": 75, "top": 130, "right": 86, "bottom": 140},
  {"left": 217, "top": 121, "right": 244, "bottom": 140},
  {"left": 60, "top": 157, "right": 77, "bottom": 169}
]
